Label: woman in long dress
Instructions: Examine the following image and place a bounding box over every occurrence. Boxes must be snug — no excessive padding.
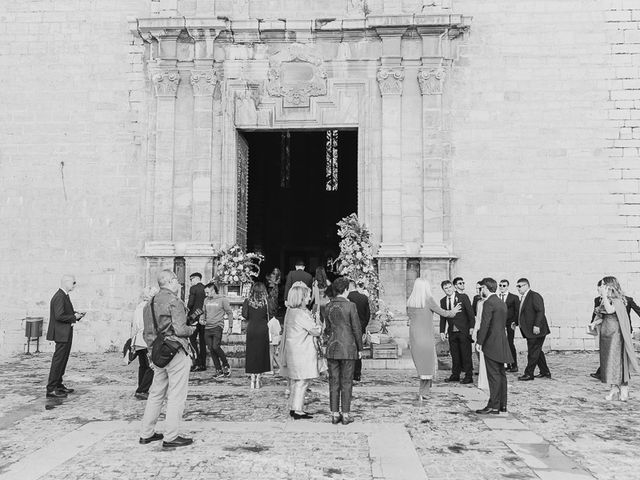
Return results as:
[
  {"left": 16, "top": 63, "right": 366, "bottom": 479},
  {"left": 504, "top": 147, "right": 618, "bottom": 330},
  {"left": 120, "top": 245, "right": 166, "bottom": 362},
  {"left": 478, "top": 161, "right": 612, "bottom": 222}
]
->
[
  {"left": 590, "top": 276, "right": 639, "bottom": 401},
  {"left": 279, "top": 281, "right": 322, "bottom": 419},
  {"left": 407, "top": 277, "right": 460, "bottom": 400},
  {"left": 471, "top": 293, "right": 489, "bottom": 393},
  {"left": 242, "top": 282, "right": 271, "bottom": 389}
]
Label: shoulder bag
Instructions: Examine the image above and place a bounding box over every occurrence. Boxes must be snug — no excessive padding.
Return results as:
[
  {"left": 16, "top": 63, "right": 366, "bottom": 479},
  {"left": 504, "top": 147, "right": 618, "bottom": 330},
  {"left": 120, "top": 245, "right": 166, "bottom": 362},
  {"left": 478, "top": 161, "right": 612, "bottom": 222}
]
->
[{"left": 150, "top": 296, "right": 183, "bottom": 368}]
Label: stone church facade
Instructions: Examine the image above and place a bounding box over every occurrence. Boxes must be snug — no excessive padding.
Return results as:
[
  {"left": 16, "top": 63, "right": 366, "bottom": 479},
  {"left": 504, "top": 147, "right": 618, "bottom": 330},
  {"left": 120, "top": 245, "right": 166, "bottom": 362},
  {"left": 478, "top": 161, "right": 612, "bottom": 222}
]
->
[{"left": 1, "top": 0, "right": 638, "bottom": 354}]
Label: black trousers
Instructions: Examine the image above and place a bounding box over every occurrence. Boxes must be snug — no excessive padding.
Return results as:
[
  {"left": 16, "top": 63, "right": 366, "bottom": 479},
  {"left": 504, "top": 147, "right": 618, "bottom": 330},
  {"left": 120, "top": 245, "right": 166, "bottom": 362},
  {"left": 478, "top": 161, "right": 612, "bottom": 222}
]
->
[
  {"left": 328, "top": 359, "right": 356, "bottom": 413},
  {"left": 204, "top": 326, "right": 229, "bottom": 371},
  {"left": 524, "top": 336, "right": 550, "bottom": 377},
  {"left": 485, "top": 356, "right": 507, "bottom": 410},
  {"left": 449, "top": 331, "right": 473, "bottom": 378},
  {"left": 136, "top": 350, "right": 154, "bottom": 394},
  {"left": 47, "top": 337, "right": 73, "bottom": 392},
  {"left": 189, "top": 324, "right": 207, "bottom": 368},
  {"left": 506, "top": 326, "right": 518, "bottom": 367},
  {"left": 354, "top": 359, "right": 363, "bottom": 379}
]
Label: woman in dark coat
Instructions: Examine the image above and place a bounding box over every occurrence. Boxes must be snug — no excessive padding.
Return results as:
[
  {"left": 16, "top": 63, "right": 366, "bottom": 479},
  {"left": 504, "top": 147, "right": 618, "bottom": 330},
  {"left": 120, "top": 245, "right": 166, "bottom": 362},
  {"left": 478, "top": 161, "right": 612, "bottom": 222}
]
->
[
  {"left": 324, "top": 277, "right": 363, "bottom": 425},
  {"left": 243, "top": 282, "right": 271, "bottom": 388}
]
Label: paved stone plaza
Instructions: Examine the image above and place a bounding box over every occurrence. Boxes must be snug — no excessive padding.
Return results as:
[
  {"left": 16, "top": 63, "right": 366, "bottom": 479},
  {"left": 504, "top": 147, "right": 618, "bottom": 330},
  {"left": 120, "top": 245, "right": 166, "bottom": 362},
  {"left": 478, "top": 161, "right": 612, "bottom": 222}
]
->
[{"left": 0, "top": 351, "right": 638, "bottom": 480}]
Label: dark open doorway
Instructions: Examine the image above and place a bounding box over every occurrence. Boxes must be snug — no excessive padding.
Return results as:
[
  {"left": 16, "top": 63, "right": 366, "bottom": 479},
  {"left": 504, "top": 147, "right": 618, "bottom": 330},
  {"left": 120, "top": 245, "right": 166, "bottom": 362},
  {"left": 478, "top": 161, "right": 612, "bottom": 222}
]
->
[{"left": 243, "top": 129, "right": 357, "bottom": 278}]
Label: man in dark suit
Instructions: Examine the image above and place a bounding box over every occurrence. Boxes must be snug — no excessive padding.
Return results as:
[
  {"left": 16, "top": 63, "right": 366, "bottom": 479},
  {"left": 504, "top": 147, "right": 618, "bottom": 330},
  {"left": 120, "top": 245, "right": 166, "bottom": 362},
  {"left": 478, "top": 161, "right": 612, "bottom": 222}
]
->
[
  {"left": 439, "top": 280, "right": 476, "bottom": 384},
  {"left": 590, "top": 291, "right": 640, "bottom": 379},
  {"left": 515, "top": 278, "right": 551, "bottom": 381},
  {"left": 187, "top": 273, "right": 207, "bottom": 371},
  {"left": 498, "top": 279, "right": 520, "bottom": 372},
  {"left": 475, "top": 277, "right": 513, "bottom": 414},
  {"left": 347, "top": 279, "right": 370, "bottom": 382},
  {"left": 46, "top": 275, "right": 85, "bottom": 398},
  {"left": 284, "top": 260, "right": 313, "bottom": 302}
]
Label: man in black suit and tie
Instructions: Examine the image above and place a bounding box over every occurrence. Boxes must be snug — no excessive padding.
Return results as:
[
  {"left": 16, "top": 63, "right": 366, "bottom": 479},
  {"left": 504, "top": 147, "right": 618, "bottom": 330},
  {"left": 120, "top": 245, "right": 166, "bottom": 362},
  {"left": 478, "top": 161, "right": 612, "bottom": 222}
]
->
[
  {"left": 439, "top": 280, "right": 476, "bottom": 384},
  {"left": 284, "top": 260, "right": 313, "bottom": 303},
  {"left": 347, "top": 279, "right": 370, "bottom": 381},
  {"left": 498, "top": 279, "right": 520, "bottom": 372},
  {"left": 475, "top": 277, "right": 513, "bottom": 414},
  {"left": 589, "top": 290, "right": 640, "bottom": 379},
  {"left": 187, "top": 273, "right": 207, "bottom": 371},
  {"left": 515, "top": 278, "right": 551, "bottom": 381},
  {"left": 46, "top": 275, "right": 85, "bottom": 398}
]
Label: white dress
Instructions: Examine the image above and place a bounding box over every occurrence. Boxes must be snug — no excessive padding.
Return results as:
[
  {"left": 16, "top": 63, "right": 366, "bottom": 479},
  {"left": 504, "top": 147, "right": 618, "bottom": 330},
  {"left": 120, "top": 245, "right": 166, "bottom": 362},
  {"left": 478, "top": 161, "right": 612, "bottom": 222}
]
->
[{"left": 472, "top": 300, "right": 489, "bottom": 393}]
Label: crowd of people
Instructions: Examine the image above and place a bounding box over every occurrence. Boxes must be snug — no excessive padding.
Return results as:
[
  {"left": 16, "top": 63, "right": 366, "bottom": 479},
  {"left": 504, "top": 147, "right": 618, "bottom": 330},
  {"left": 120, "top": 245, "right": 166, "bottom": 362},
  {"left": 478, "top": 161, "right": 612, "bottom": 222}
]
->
[{"left": 43, "top": 266, "right": 638, "bottom": 448}]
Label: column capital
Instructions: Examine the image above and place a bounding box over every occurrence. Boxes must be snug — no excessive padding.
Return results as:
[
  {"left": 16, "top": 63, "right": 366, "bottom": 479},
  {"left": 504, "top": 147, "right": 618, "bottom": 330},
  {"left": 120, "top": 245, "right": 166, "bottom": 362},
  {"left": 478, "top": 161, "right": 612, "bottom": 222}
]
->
[
  {"left": 376, "top": 66, "right": 405, "bottom": 95},
  {"left": 190, "top": 69, "right": 219, "bottom": 96},
  {"left": 151, "top": 70, "right": 180, "bottom": 97},
  {"left": 418, "top": 66, "right": 446, "bottom": 95}
]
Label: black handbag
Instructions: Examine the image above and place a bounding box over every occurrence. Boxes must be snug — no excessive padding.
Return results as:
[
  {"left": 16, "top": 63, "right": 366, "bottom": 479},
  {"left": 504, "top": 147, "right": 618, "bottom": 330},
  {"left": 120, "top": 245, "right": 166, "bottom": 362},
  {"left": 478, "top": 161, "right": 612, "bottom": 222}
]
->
[{"left": 149, "top": 297, "right": 182, "bottom": 368}]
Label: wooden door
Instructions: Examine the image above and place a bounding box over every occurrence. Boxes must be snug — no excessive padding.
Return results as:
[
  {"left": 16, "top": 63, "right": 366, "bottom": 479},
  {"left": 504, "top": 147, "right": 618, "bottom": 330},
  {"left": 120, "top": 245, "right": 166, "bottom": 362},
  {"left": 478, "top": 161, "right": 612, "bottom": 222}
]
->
[{"left": 236, "top": 131, "right": 249, "bottom": 250}]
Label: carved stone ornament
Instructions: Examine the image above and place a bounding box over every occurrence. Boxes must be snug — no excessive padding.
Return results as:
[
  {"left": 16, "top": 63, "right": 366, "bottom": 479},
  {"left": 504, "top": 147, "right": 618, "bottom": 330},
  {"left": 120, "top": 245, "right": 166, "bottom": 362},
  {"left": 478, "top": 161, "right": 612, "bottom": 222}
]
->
[
  {"left": 376, "top": 67, "right": 405, "bottom": 95},
  {"left": 190, "top": 70, "right": 218, "bottom": 96},
  {"left": 151, "top": 70, "right": 180, "bottom": 97},
  {"left": 418, "top": 67, "right": 446, "bottom": 95},
  {"left": 266, "top": 43, "right": 327, "bottom": 107}
]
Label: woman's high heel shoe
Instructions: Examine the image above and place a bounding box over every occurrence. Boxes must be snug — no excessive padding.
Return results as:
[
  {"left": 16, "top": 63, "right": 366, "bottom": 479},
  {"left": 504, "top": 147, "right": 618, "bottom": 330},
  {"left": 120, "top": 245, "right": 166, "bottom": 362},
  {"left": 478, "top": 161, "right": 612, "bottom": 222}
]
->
[
  {"left": 255, "top": 374, "right": 261, "bottom": 389},
  {"left": 605, "top": 386, "right": 620, "bottom": 401},
  {"left": 250, "top": 374, "right": 256, "bottom": 389},
  {"left": 620, "top": 385, "right": 629, "bottom": 402}
]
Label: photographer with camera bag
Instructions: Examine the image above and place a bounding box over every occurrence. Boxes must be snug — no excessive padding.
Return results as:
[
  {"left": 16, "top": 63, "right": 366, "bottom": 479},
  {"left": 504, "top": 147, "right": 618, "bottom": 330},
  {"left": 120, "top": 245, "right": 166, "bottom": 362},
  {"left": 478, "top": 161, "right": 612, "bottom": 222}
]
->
[{"left": 139, "top": 270, "right": 196, "bottom": 448}]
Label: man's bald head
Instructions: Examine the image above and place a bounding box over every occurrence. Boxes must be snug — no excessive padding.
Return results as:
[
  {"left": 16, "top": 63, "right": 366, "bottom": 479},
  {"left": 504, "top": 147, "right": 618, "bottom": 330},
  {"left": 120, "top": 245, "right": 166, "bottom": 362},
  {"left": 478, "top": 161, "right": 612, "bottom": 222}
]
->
[{"left": 61, "top": 275, "right": 76, "bottom": 293}]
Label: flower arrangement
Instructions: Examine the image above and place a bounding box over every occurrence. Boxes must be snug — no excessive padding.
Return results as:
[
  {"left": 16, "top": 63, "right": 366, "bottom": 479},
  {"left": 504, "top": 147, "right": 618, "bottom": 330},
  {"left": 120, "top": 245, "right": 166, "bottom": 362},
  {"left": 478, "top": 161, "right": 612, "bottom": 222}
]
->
[
  {"left": 336, "top": 213, "right": 381, "bottom": 307},
  {"left": 213, "top": 245, "right": 264, "bottom": 285},
  {"left": 373, "top": 299, "right": 394, "bottom": 334}
]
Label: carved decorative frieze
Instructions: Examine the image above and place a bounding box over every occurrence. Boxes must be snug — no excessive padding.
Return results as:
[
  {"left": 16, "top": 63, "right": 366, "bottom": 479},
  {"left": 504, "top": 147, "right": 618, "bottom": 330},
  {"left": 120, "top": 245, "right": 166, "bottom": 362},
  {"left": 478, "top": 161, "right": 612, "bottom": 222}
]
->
[
  {"left": 266, "top": 43, "right": 327, "bottom": 107},
  {"left": 418, "top": 67, "right": 446, "bottom": 95},
  {"left": 190, "top": 70, "right": 218, "bottom": 96},
  {"left": 376, "top": 67, "right": 405, "bottom": 95},
  {"left": 151, "top": 70, "right": 180, "bottom": 97}
]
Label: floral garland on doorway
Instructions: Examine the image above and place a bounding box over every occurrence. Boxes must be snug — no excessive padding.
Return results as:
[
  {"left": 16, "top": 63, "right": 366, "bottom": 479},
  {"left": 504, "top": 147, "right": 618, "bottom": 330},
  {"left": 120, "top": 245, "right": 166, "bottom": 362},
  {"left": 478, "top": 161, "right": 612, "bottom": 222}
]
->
[
  {"left": 336, "top": 213, "right": 381, "bottom": 308},
  {"left": 213, "top": 245, "right": 264, "bottom": 285}
]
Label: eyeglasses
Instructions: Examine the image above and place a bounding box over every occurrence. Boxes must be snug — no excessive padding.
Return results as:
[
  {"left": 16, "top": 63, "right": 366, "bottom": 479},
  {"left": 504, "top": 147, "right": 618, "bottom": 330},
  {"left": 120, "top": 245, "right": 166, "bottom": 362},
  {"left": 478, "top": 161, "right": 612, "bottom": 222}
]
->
[
  {"left": 499, "top": 284, "right": 508, "bottom": 287},
  {"left": 73, "top": 281, "right": 77, "bottom": 285},
  {"left": 456, "top": 282, "right": 465, "bottom": 285},
  {"left": 516, "top": 284, "right": 526, "bottom": 288}
]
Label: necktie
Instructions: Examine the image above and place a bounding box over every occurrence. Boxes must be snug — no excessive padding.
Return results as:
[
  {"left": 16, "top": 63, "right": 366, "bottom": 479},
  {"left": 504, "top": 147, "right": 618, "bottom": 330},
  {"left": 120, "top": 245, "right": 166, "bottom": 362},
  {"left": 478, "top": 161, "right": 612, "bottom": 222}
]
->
[
  {"left": 448, "top": 296, "right": 452, "bottom": 310},
  {"left": 501, "top": 294, "right": 505, "bottom": 302}
]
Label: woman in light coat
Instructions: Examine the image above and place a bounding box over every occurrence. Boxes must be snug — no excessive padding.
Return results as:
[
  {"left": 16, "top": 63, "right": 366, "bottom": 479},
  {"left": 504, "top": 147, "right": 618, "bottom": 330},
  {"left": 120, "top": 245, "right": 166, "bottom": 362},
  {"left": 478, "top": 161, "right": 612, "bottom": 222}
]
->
[
  {"left": 279, "top": 281, "right": 322, "bottom": 419},
  {"left": 131, "top": 286, "right": 158, "bottom": 399}
]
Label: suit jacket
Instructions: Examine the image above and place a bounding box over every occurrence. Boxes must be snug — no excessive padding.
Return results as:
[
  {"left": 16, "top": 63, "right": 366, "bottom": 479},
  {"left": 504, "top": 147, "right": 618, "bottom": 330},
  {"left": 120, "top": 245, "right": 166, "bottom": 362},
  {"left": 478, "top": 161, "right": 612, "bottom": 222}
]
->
[
  {"left": 347, "top": 290, "right": 370, "bottom": 331},
  {"left": 497, "top": 292, "right": 520, "bottom": 325},
  {"left": 187, "top": 283, "right": 206, "bottom": 315},
  {"left": 325, "top": 297, "right": 363, "bottom": 360},
  {"left": 284, "top": 269, "right": 313, "bottom": 302},
  {"left": 46, "top": 289, "right": 77, "bottom": 343},
  {"left": 516, "top": 290, "right": 550, "bottom": 338},
  {"left": 592, "top": 295, "right": 639, "bottom": 331},
  {"left": 439, "top": 292, "right": 475, "bottom": 335},
  {"left": 476, "top": 294, "right": 513, "bottom": 363}
]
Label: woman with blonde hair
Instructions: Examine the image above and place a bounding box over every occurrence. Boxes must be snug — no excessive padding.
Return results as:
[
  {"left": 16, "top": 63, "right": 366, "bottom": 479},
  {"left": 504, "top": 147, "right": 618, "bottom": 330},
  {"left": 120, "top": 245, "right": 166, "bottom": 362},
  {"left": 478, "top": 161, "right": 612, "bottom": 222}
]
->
[
  {"left": 131, "top": 286, "right": 158, "bottom": 399},
  {"left": 589, "top": 276, "right": 639, "bottom": 401},
  {"left": 280, "top": 281, "right": 322, "bottom": 419},
  {"left": 242, "top": 282, "right": 271, "bottom": 389},
  {"left": 407, "top": 277, "right": 460, "bottom": 401}
]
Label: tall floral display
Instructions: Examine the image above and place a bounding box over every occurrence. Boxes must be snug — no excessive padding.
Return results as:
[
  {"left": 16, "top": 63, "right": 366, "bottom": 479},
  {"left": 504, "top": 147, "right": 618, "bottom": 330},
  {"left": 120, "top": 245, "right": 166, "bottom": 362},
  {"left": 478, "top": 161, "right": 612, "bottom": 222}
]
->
[
  {"left": 213, "top": 245, "right": 264, "bottom": 285},
  {"left": 336, "top": 213, "right": 381, "bottom": 307}
]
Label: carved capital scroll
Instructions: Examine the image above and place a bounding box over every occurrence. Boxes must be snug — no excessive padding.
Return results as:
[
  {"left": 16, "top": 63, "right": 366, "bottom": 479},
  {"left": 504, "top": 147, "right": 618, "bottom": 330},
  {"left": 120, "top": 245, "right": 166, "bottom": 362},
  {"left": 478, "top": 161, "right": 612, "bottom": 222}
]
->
[
  {"left": 190, "top": 70, "right": 218, "bottom": 96},
  {"left": 376, "top": 66, "right": 405, "bottom": 95},
  {"left": 418, "top": 67, "right": 446, "bottom": 95},
  {"left": 151, "top": 70, "right": 180, "bottom": 97}
]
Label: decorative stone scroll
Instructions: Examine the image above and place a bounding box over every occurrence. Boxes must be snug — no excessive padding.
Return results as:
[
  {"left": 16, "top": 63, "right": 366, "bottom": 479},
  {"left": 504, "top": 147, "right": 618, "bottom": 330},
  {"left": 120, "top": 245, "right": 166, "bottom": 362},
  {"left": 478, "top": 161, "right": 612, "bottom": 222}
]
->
[
  {"left": 190, "top": 70, "right": 218, "bottom": 96},
  {"left": 418, "top": 67, "right": 446, "bottom": 95},
  {"left": 266, "top": 43, "right": 327, "bottom": 107},
  {"left": 151, "top": 70, "right": 180, "bottom": 97},
  {"left": 376, "top": 67, "right": 405, "bottom": 95}
]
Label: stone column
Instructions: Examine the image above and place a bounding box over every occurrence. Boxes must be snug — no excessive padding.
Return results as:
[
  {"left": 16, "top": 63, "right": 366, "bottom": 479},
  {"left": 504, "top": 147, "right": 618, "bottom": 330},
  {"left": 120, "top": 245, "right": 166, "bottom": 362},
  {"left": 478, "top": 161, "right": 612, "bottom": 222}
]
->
[{"left": 418, "top": 65, "right": 450, "bottom": 256}]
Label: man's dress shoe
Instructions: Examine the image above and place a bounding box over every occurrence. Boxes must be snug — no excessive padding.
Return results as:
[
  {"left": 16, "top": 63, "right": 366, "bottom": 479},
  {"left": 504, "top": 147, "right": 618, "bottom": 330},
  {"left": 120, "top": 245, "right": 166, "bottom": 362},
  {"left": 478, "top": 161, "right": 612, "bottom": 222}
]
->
[
  {"left": 518, "top": 375, "right": 534, "bottom": 381},
  {"left": 507, "top": 366, "right": 519, "bottom": 373},
  {"left": 460, "top": 377, "right": 473, "bottom": 385},
  {"left": 331, "top": 414, "right": 343, "bottom": 425},
  {"left": 475, "top": 407, "right": 499, "bottom": 415},
  {"left": 139, "top": 433, "right": 163, "bottom": 444},
  {"left": 535, "top": 372, "right": 551, "bottom": 379},
  {"left": 58, "top": 385, "right": 74, "bottom": 394},
  {"left": 162, "top": 436, "right": 193, "bottom": 448},
  {"left": 499, "top": 406, "right": 507, "bottom": 413},
  {"left": 590, "top": 372, "right": 601, "bottom": 380},
  {"left": 46, "top": 390, "right": 67, "bottom": 398},
  {"left": 444, "top": 376, "right": 460, "bottom": 383}
]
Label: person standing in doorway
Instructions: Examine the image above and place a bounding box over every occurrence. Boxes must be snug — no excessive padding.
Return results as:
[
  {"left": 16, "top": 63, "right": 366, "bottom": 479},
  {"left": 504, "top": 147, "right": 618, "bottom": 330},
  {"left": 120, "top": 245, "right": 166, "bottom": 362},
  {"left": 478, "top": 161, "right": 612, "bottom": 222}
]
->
[
  {"left": 284, "top": 260, "right": 313, "bottom": 303},
  {"left": 439, "top": 280, "right": 475, "bottom": 384},
  {"left": 515, "top": 278, "right": 551, "bottom": 381},
  {"left": 187, "top": 273, "right": 207, "bottom": 372},
  {"left": 46, "top": 275, "right": 85, "bottom": 398},
  {"left": 347, "top": 279, "right": 370, "bottom": 382},
  {"left": 203, "top": 282, "right": 232, "bottom": 379},
  {"left": 498, "top": 280, "right": 520, "bottom": 373},
  {"left": 139, "top": 269, "right": 195, "bottom": 448}
]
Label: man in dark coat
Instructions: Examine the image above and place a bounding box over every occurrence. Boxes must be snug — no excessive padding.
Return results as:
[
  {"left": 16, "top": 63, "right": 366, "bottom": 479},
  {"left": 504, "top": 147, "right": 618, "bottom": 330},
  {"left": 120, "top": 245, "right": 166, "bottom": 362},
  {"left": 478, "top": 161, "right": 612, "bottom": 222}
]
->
[
  {"left": 46, "top": 275, "right": 85, "bottom": 398},
  {"left": 515, "top": 278, "right": 551, "bottom": 381},
  {"left": 439, "top": 280, "right": 476, "bottom": 384},
  {"left": 347, "top": 279, "right": 370, "bottom": 381},
  {"left": 187, "top": 273, "right": 207, "bottom": 371},
  {"left": 475, "top": 277, "right": 513, "bottom": 414},
  {"left": 284, "top": 260, "right": 313, "bottom": 302},
  {"left": 498, "top": 279, "right": 521, "bottom": 372}
]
